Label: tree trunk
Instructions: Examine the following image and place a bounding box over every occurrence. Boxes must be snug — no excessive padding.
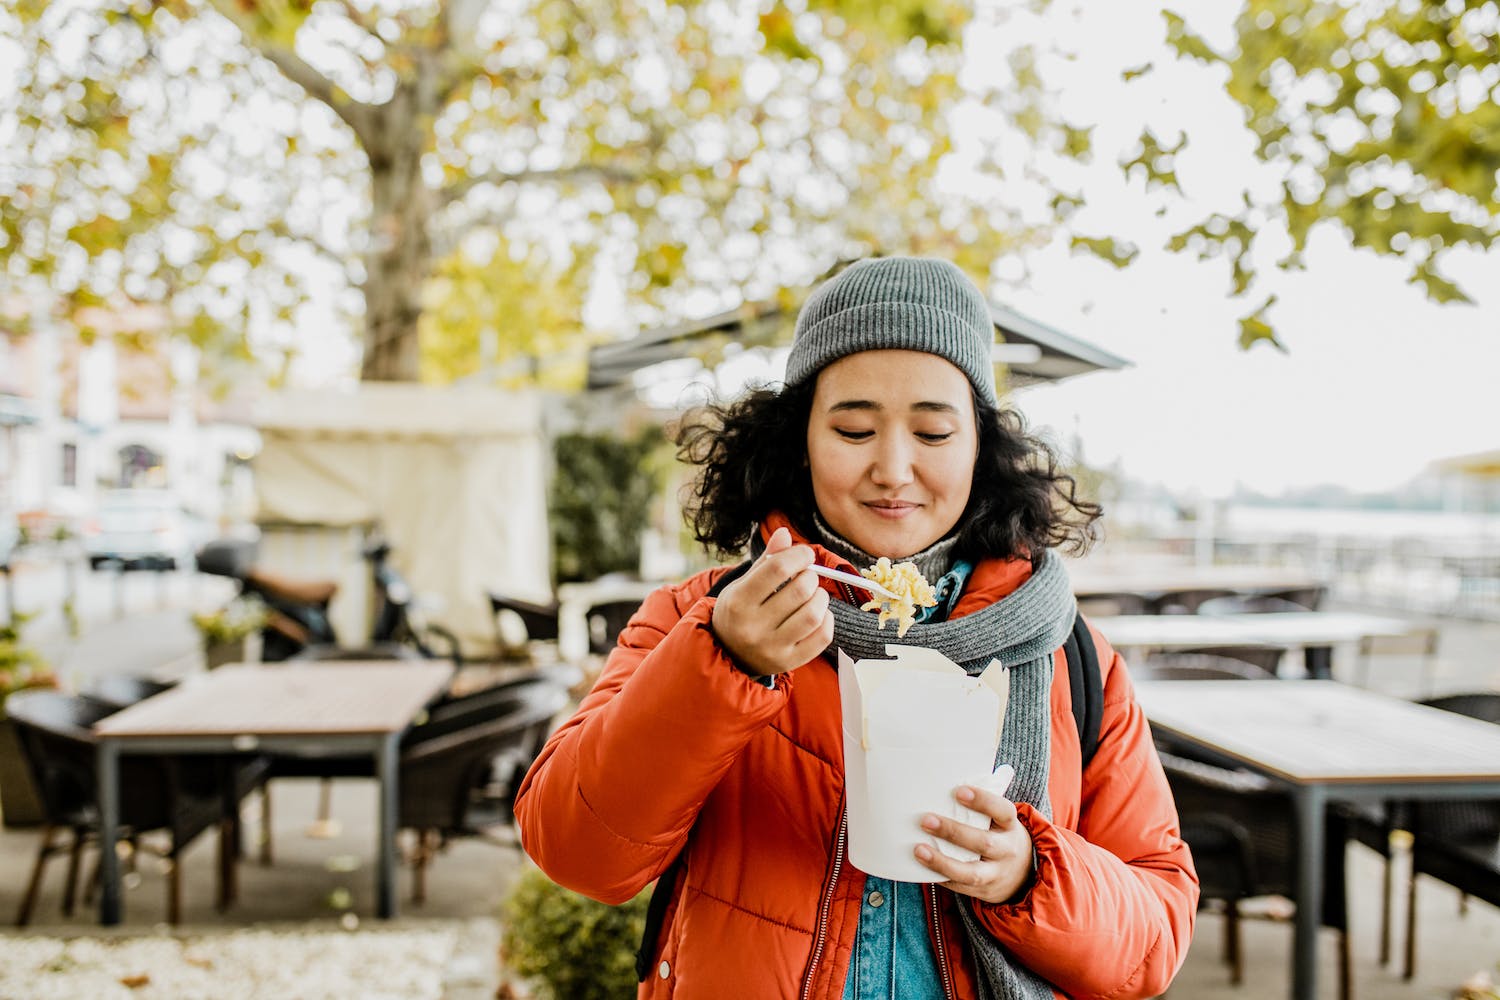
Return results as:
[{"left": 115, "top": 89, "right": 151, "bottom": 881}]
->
[{"left": 359, "top": 85, "right": 433, "bottom": 382}]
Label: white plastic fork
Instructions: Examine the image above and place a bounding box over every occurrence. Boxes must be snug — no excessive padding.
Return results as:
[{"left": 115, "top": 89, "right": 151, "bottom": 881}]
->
[{"left": 808, "top": 564, "right": 900, "bottom": 600}]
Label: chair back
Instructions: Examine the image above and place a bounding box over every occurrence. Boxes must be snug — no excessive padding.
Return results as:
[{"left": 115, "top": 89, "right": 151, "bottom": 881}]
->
[
  {"left": 1354, "top": 626, "right": 1440, "bottom": 693},
  {"left": 1075, "top": 592, "right": 1155, "bottom": 617},
  {"left": 1150, "top": 588, "right": 1238, "bottom": 615},
  {"left": 400, "top": 678, "right": 569, "bottom": 831},
  {"left": 586, "top": 599, "right": 644, "bottom": 656},
  {"left": 1264, "top": 585, "right": 1328, "bottom": 610},
  {"left": 1140, "top": 651, "right": 1280, "bottom": 681},
  {"left": 1197, "top": 595, "right": 1311, "bottom": 615},
  {"left": 1415, "top": 693, "right": 1500, "bottom": 843},
  {"left": 5, "top": 691, "right": 116, "bottom": 824},
  {"left": 487, "top": 593, "right": 561, "bottom": 642},
  {"left": 88, "top": 674, "right": 175, "bottom": 709}
]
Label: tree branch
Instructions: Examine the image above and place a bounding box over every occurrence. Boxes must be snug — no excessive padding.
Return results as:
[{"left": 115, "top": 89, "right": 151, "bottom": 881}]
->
[
  {"left": 205, "top": 0, "right": 380, "bottom": 151},
  {"left": 441, "top": 163, "right": 641, "bottom": 205}
]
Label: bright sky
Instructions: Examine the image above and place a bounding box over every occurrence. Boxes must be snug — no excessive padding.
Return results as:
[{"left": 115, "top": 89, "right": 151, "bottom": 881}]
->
[{"left": 960, "top": 0, "right": 1500, "bottom": 498}]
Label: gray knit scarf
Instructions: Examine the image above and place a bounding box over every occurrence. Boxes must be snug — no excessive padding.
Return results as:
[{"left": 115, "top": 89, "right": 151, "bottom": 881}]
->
[{"left": 828, "top": 548, "right": 1076, "bottom": 1000}]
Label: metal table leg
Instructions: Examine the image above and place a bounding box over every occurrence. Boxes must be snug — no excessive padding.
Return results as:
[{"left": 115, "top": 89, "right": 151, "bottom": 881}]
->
[
  {"left": 97, "top": 741, "right": 122, "bottom": 925},
  {"left": 1304, "top": 645, "right": 1334, "bottom": 679},
  {"left": 376, "top": 732, "right": 401, "bottom": 918},
  {"left": 1292, "top": 784, "right": 1327, "bottom": 999}
]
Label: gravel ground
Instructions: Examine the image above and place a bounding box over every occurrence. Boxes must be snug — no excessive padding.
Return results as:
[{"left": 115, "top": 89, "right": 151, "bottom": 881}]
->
[{"left": 0, "top": 918, "right": 500, "bottom": 1000}]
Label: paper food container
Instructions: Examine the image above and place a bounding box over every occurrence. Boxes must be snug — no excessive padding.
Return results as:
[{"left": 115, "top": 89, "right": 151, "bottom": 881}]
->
[{"left": 838, "top": 645, "right": 1012, "bottom": 882}]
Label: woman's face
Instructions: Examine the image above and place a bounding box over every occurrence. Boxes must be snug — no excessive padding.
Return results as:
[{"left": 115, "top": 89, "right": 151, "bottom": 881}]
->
[{"left": 806, "top": 349, "right": 979, "bottom": 559}]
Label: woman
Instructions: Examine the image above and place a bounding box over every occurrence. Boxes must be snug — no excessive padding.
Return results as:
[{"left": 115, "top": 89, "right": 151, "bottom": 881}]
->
[{"left": 515, "top": 256, "right": 1197, "bottom": 999}]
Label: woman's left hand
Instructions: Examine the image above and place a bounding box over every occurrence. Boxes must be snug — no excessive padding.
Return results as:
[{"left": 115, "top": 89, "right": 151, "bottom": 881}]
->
[{"left": 913, "top": 785, "right": 1034, "bottom": 905}]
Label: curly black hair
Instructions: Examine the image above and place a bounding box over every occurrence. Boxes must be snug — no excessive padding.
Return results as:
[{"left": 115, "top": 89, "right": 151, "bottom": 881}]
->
[{"left": 672, "top": 380, "right": 1102, "bottom": 562}]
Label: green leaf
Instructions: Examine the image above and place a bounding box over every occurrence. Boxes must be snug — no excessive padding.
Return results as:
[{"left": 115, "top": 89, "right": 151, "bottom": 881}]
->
[
  {"left": 1069, "top": 235, "right": 1139, "bottom": 267},
  {"left": 1236, "top": 295, "right": 1284, "bottom": 351},
  {"left": 1408, "top": 262, "right": 1474, "bottom": 306}
]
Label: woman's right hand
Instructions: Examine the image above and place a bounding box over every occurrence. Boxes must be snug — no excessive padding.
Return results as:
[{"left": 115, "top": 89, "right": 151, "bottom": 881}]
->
[{"left": 710, "top": 526, "right": 835, "bottom": 678}]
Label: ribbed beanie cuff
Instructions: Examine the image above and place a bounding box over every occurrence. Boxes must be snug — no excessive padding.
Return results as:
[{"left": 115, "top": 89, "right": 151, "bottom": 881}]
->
[{"left": 786, "top": 257, "right": 997, "bottom": 404}]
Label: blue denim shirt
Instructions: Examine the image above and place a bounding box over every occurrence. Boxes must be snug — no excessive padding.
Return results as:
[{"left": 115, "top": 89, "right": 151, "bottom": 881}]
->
[
  {"left": 840, "top": 560, "right": 973, "bottom": 999},
  {"left": 840, "top": 878, "right": 945, "bottom": 1000}
]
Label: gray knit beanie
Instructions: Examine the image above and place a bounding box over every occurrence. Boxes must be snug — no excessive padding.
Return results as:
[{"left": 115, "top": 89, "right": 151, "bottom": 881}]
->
[{"left": 785, "top": 256, "right": 997, "bottom": 405}]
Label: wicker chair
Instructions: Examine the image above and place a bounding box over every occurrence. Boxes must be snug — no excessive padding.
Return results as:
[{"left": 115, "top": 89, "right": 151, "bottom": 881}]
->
[
  {"left": 1139, "top": 652, "right": 1281, "bottom": 682},
  {"left": 6, "top": 691, "right": 235, "bottom": 925},
  {"left": 1196, "top": 595, "right": 1315, "bottom": 616},
  {"left": 1160, "top": 750, "right": 1354, "bottom": 999},
  {"left": 1351, "top": 693, "right": 1500, "bottom": 978},
  {"left": 584, "top": 598, "right": 644, "bottom": 656},
  {"left": 86, "top": 674, "right": 175, "bottom": 709},
  {"left": 398, "top": 675, "right": 569, "bottom": 902}
]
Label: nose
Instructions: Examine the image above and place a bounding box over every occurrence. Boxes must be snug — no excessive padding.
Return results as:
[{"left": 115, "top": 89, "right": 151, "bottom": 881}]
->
[{"left": 869, "top": 435, "right": 915, "bottom": 489}]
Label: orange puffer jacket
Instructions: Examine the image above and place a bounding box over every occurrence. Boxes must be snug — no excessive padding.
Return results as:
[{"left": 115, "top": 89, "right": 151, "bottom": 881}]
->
[{"left": 516, "top": 540, "right": 1198, "bottom": 1000}]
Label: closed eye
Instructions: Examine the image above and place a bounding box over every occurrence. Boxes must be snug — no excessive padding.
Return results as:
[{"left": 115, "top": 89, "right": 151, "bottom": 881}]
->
[
  {"left": 916, "top": 432, "right": 953, "bottom": 443},
  {"left": 836, "top": 429, "right": 873, "bottom": 441}
]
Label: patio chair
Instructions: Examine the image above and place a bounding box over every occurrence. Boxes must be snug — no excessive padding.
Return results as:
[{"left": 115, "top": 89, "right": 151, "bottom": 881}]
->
[
  {"left": 487, "top": 592, "right": 561, "bottom": 644},
  {"left": 1139, "top": 651, "right": 1281, "bottom": 681},
  {"left": 398, "top": 675, "right": 569, "bottom": 903},
  {"left": 1196, "top": 595, "right": 1313, "bottom": 615},
  {"left": 1150, "top": 588, "right": 1238, "bottom": 615},
  {"left": 5, "top": 691, "right": 237, "bottom": 925},
  {"left": 1264, "top": 585, "right": 1329, "bottom": 610},
  {"left": 255, "top": 643, "right": 439, "bottom": 845},
  {"left": 1351, "top": 627, "right": 1440, "bottom": 695},
  {"left": 1352, "top": 692, "right": 1500, "bottom": 979},
  {"left": 1074, "top": 592, "right": 1156, "bottom": 617},
  {"left": 86, "top": 674, "right": 175, "bottom": 709},
  {"left": 254, "top": 674, "right": 567, "bottom": 872},
  {"left": 585, "top": 598, "right": 644, "bottom": 656},
  {"left": 1160, "top": 750, "right": 1354, "bottom": 999}
]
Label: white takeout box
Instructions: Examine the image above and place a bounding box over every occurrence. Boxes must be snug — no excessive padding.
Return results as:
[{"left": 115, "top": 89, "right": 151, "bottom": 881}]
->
[{"left": 838, "top": 645, "right": 1012, "bottom": 882}]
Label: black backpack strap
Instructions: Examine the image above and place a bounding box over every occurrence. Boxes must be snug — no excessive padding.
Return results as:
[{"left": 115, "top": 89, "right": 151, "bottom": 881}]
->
[
  {"left": 636, "top": 560, "right": 753, "bottom": 981},
  {"left": 1065, "top": 612, "right": 1104, "bottom": 770}
]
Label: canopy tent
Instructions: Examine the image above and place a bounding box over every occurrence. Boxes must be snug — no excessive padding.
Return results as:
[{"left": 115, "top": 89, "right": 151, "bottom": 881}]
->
[
  {"left": 586, "top": 297, "right": 1130, "bottom": 392},
  {"left": 252, "top": 384, "right": 550, "bottom": 655}
]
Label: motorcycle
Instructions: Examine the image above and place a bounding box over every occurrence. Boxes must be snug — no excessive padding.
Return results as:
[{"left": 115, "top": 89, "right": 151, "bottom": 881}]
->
[{"left": 196, "top": 534, "right": 461, "bottom": 665}]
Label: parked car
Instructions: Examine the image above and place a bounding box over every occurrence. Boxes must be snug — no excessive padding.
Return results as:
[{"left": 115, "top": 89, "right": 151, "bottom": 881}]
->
[{"left": 83, "top": 490, "right": 204, "bottom": 571}]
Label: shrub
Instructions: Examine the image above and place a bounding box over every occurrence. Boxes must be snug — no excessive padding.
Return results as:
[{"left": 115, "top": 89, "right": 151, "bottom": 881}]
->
[{"left": 502, "top": 867, "right": 650, "bottom": 1000}]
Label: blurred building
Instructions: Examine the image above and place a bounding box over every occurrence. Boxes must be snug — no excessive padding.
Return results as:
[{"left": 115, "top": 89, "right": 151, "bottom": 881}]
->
[{"left": 0, "top": 311, "right": 257, "bottom": 529}]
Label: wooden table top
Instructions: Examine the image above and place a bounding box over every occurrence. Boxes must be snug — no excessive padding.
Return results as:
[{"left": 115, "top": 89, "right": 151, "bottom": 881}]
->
[
  {"left": 1137, "top": 680, "right": 1500, "bottom": 784},
  {"left": 95, "top": 662, "right": 454, "bottom": 739}
]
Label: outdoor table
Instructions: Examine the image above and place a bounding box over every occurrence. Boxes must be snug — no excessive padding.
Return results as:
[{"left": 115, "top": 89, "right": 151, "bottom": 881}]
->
[
  {"left": 92, "top": 661, "right": 453, "bottom": 926},
  {"left": 1092, "top": 611, "right": 1412, "bottom": 678},
  {"left": 1070, "top": 564, "right": 1326, "bottom": 600},
  {"left": 1137, "top": 679, "right": 1500, "bottom": 1000}
]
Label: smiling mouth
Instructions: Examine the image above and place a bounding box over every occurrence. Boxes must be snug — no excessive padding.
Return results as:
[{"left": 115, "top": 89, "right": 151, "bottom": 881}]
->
[{"left": 865, "top": 500, "right": 919, "bottom": 518}]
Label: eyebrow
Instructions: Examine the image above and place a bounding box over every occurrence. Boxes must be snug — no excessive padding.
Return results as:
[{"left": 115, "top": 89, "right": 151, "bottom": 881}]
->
[{"left": 826, "top": 400, "right": 962, "bottom": 415}]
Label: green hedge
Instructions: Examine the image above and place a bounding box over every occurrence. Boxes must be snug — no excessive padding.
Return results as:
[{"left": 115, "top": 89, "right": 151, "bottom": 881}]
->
[{"left": 503, "top": 868, "right": 651, "bottom": 1000}]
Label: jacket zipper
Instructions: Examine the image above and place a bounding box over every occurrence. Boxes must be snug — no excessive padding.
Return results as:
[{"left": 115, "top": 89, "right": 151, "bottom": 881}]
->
[
  {"left": 799, "top": 811, "right": 847, "bottom": 1000},
  {"left": 927, "top": 884, "right": 957, "bottom": 1000}
]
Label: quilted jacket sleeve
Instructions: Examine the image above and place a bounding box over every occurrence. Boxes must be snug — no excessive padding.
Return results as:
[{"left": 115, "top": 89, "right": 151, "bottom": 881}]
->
[
  {"left": 513, "top": 572, "right": 790, "bottom": 905},
  {"left": 970, "top": 630, "right": 1199, "bottom": 999}
]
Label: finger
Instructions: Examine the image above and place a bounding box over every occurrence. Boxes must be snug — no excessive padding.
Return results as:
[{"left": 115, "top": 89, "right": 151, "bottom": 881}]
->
[
  {"left": 743, "top": 546, "right": 816, "bottom": 604},
  {"left": 777, "top": 586, "right": 829, "bottom": 638},
  {"left": 912, "top": 843, "right": 995, "bottom": 890},
  {"left": 786, "top": 606, "right": 835, "bottom": 664},
  {"left": 954, "top": 785, "right": 1020, "bottom": 828},
  {"left": 920, "top": 812, "right": 997, "bottom": 859},
  {"left": 764, "top": 568, "right": 821, "bottom": 623},
  {"left": 763, "top": 525, "right": 792, "bottom": 555}
]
